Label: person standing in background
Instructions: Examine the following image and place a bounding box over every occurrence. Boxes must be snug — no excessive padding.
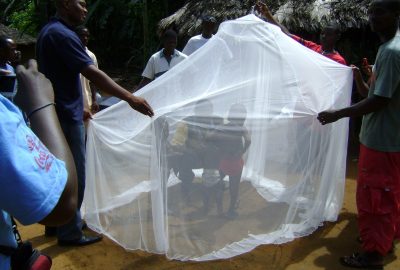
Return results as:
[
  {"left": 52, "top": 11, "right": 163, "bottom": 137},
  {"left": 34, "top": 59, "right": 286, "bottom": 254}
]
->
[
  {"left": 255, "top": 2, "right": 347, "bottom": 65},
  {"left": 135, "top": 29, "right": 187, "bottom": 92},
  {"left": 182, "top": 15, "right": 217, "bottom": 56},
  {"left": 76, "top": 26, "right": 100, "bottom": 122},
  {"left": 0, "top": 36, "right": 20, "bottom": 101}
]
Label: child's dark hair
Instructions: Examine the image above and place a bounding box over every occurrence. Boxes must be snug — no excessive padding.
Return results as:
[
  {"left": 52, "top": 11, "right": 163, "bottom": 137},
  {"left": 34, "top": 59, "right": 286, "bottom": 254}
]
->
[
  {"left": 324, "top": 22, "right": 341, "bottom": 36},
  {"left": 76, "top": 25, "right": 89, "bottom": 36},
  {"left": 0, "top": 36, "right": 11, "bottom": 50},
  {"left": 228, "top": 103, "right": 247, "bottom": 122},
  {"left": 162, "top": 29, "right": 177, "bottom": 41}
]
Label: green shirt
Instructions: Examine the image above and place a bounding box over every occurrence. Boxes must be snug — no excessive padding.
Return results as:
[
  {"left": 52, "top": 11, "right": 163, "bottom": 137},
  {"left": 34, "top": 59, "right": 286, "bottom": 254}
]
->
[{"left": 359, "top": 31, "right": 400, "bottom": 152}]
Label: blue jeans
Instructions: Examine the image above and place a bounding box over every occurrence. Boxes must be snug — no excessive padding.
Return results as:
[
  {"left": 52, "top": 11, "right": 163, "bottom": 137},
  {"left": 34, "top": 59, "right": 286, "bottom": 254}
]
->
[{"left": 57, "top": 121, "right": 85, "bottom": 241}]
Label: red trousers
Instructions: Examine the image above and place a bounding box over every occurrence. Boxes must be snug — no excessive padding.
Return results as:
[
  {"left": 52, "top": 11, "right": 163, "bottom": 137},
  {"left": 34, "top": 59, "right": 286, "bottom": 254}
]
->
[{"left": 357, "top": 144, "right": 400, "bottom": 256}]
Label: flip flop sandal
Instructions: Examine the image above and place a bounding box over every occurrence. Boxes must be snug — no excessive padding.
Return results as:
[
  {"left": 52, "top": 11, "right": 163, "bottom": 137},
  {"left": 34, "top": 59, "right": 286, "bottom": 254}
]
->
[{"left": 340, "top": 253, "right": 383, "bottom": 269}]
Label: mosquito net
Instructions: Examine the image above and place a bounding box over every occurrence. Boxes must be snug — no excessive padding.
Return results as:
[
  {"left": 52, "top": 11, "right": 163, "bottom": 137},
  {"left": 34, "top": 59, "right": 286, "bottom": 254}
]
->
[{"left": 84, "top": 14, "right": 352, "bottom": 261}]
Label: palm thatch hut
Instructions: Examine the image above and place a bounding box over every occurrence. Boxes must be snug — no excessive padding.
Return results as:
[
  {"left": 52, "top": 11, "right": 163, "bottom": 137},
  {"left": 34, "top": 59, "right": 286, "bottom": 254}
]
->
[
  {"left": 0, "top": 24, "right": 35, "bottom": 45},
  {"left": 159, "top": 0, "right": 377, "bottom": 64},
  {"left": 274, "top": 0, "right": 371, "bottom": 32},
  {"left": 159, "top": 0, "right": 372, "bottom": 36},
  {"left": 159, "top": 0, "right": 264, "bottom": 38},
  {"left": 273, "top": 0, "right": 377, "bottom": 63}
]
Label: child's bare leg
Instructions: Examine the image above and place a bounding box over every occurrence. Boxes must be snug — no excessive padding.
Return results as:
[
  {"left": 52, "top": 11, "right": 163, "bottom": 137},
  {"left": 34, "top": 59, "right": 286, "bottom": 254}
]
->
[
  {"left": 202, "top": 185, "right": 210, "bottom": 214},
  {"left": 216, "top": 180, "right": 224, "bottom": 215},
  {"left": 227, "top": 173, "right": 241, "bottom": 217}
]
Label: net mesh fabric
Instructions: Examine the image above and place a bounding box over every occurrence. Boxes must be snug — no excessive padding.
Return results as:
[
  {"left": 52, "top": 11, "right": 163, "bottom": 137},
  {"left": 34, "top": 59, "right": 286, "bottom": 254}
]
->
[{"left": 84, "top": 15, "right": 352, "bottom": 261}]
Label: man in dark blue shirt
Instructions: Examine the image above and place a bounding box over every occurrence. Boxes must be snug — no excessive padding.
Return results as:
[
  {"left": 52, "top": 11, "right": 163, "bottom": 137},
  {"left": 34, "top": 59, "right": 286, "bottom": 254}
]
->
[{"left": 37, "top": 0, "right": 154, "bottom": 246}]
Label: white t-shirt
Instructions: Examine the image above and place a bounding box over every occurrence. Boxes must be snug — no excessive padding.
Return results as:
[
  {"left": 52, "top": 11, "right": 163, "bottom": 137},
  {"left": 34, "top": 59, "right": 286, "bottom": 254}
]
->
[
  {"left": 182, "top": 34, "right": 213, "bottom": 56},
  {"left": 80, "top": 47, "right": 98, "bottom": 110},
  {"left": 142, "top": 49, "right": 187, "bottom": 80}
]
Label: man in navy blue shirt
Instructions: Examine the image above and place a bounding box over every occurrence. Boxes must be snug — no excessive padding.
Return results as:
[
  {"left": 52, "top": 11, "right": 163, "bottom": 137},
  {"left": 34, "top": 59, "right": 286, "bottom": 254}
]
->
[{"left": 37, "top": 0, "right": 154, "bottom": 246}]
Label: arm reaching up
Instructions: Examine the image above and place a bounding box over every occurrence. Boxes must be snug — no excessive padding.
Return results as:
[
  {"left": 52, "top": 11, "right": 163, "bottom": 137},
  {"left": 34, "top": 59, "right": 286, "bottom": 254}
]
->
[
  {"left": 13, "top": 60, "right": 78, "bottom": 226},
  {"left": 255, "top": 1, "right": 290, "bottom": 35}
]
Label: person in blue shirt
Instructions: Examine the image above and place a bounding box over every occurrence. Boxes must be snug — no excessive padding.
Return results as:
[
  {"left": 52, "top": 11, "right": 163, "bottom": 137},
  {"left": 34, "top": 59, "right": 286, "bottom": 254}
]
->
[
  {"left": 37, "top": 0, "right": 154, "bottom": 246},
  {"left": 0, "top": 60, "right": 78, "bottom": 270},
  {"left": 0, "top": 36, "right": 20, "bottom": 101},
  {"left": 0, "top": 36, "right": 20, "bottom": 73}
]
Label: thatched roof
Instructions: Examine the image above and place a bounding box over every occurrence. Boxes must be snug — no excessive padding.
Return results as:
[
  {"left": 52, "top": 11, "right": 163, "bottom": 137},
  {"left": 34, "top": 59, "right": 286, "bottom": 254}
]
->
[
  {"left": 159, "top": 0, "right": 260, "bottom": 37},
  {"left": 0, "top": 24, "right": 36, "bottom": 45},
  {"left": 159, "top": 0, "right": 371, "bottom": 38},
  {"left": 275, "top": 0, "right": 371, "bottom": 32}
]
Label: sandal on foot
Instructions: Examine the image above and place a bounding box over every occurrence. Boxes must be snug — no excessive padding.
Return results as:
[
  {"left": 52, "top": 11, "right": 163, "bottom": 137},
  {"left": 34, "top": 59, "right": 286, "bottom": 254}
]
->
[{"left": 340, "top": 253, "right": 383, "bottom": 269}]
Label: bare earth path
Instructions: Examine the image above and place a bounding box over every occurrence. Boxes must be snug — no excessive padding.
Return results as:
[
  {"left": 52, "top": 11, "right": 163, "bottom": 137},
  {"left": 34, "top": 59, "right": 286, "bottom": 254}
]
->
[{"left": 19, "top": 159, "right": 399, "bottom": 270}]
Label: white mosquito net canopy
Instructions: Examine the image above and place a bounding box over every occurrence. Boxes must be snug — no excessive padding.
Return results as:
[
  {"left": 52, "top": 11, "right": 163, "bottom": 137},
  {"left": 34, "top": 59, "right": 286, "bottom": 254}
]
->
[{"left": 84, "top": 14, "right": 352, "bottom": 261}]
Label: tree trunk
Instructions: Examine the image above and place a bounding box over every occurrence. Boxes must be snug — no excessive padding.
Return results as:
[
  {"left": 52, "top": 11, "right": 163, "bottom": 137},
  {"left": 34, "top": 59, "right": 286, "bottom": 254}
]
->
[
  {"left": 163, "top": 0, "right": 168, "bottom": 15},
  {"left": 2, "top": 0, "right": 17, "bottom": 23},
  {"left": 143, "top": 0, "right": 149, "bottom": 65}
]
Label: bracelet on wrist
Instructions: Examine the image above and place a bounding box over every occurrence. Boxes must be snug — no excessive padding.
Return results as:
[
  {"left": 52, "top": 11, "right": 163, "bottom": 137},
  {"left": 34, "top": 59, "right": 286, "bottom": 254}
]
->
[{"left": 27, "top": 103, "right": 56, "bottom": 119}]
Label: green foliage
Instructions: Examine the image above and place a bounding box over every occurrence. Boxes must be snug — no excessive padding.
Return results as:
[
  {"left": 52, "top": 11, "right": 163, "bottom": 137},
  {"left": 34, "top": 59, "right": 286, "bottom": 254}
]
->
[
  {"left": 3, "top": 0, "right": 378, "bottom": 73},
  {"left": 2, "top": 0, "right": 184, "bottom": 70},
  {"left": 85, "top": 0, "right": 180, "bottom": 69},
  {"left": 9, "top": 1, "right": 37, "bottom": 36},
  {"left": 86, "top": 0, "right": 141, "bottom": 67},
  {"left": 1, "top": 0, "right": 54, "bottom": 37}
]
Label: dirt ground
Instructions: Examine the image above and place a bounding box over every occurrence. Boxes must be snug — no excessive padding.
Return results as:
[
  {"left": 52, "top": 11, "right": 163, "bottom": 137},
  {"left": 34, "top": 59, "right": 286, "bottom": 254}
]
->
[{"left": 17, "top": 154, "right": 400, "bottom": 270}]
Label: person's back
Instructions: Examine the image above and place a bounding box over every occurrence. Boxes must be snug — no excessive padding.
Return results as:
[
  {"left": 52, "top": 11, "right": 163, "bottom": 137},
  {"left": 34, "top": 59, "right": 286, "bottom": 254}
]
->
[
  {"left": 219, "top": 123, "right": 247, "bottom": 156},
  {"left": 183, "top": 115, "right": 222, "bottom": 151}
]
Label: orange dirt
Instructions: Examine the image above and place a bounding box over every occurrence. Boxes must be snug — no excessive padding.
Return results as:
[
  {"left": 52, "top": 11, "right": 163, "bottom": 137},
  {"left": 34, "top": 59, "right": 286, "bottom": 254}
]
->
[{"left": 18, "top": 158, "right": 400, "bottom": 270}]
